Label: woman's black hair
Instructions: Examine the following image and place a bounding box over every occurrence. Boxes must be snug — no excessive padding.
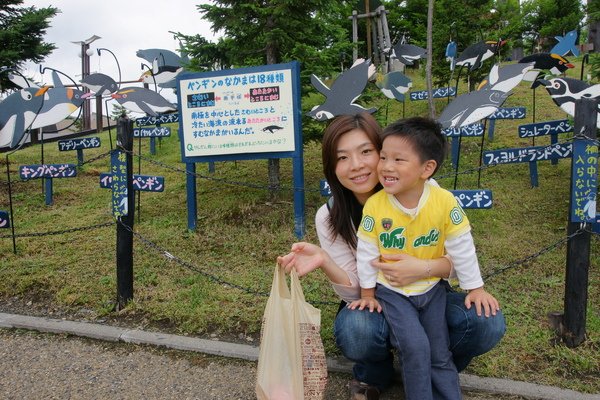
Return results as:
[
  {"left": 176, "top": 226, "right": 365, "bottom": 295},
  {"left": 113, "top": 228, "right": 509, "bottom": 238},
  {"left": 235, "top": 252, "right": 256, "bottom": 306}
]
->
[{"left": 321, "top": 113, "right": 382, "bottom": 249}]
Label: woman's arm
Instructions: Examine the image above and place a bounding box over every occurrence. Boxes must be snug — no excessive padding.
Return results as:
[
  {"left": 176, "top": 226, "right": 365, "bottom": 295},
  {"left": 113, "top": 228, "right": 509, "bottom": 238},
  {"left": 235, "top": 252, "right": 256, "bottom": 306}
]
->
[
  {"left": 277, "top": 204, "right": 361, "bottom": 302},
  {"left": 370, "top": 253, "right": 452, "bottom": 287}
]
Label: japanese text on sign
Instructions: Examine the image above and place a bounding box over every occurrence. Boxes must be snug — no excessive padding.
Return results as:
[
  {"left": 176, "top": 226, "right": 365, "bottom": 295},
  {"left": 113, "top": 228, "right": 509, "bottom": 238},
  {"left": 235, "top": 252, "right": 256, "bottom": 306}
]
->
[
  {"left": 110, "top": 150, "right": 128, "bottom": 217},
  {"left": 518, "top": 119, "right": 572, "bottom": 138},
  {"left": 19, "top": 164, "right": 77, "bottom": 180},
  {"left": 58, "top": 137, "right": 101, "bottom": 151},
  {"left": 483, "top": 143, "right": 572, "bottom": 165},
  {"left": 570, "top": 140, "right": 598, "bottom": 223},
  {"left": 410, "top": 87, "right": 456, "bottom": 101},
  {"left": 442, "top": 123, "right": 484, "bottom": 137},
  {"left": 133, "top": 127, "right": 171, "bottom": 137},
  {"left": 179, "top": 65, "right": 296, "bottom": 157},
  {"left": 487, "top": 107, "right": 526, "bottom": 120},
  {"left": 100, "top": 174, "right": 165, "bottom": 192},
  {"left": 136, "top": 114, "right": 179, "bottom": 126}
]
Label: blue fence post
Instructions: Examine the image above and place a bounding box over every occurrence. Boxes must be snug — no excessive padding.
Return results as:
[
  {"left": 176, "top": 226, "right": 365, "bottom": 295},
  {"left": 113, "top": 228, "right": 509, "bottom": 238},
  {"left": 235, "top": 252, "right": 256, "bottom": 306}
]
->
[
  {"left": 186, "top": 162, "right": 197, "bottom": 231},
  {"left": 76, "top": 149, "right": 84, "bottom": 166},
  {"left": 44, "top": 178, "right": 53, "bottom": 205}
]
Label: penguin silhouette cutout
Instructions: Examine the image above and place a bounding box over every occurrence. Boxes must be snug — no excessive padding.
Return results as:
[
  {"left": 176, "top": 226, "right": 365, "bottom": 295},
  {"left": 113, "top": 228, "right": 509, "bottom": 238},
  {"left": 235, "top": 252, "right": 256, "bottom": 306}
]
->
[
  {"left": 518, "top": 53, "right": 575, "bottom": 76},
  {"left": 80, "top": 73, "right": 118, "bottom": 97},
  {"left": 9, "top": 71, "right": 85, "bottom": 132},
  {"left": 0, "top": 87, "right": 49, "bottom": 148},
  {"left": 477, "top": 63, "right": 536, "bottom": 93},
  {"left": 111, "top": 87, "right": 176, "bottom": 116},
  {"left": 307, "top": 58, "right": 376, "bottom": 121},
  {"left": 534, "top": 76, "right": 600, "bottom": 127},
  {"left": 386, "top": 43, "right": 427, "bottom": 66},
  {"left": 549, "top": 29, "right": 579, "bottom": 57},
  {"left": 376, "top": 71, "right": 412, "bottom": 102},
  {"left": 140, "top": 57, "right": 184, "bottom": 87},
  {"left": 438, "top": 90, "right": 510, "bottom": 129},
  {"left": 456, "top": 40, "right": 506, "bottom": 71}
]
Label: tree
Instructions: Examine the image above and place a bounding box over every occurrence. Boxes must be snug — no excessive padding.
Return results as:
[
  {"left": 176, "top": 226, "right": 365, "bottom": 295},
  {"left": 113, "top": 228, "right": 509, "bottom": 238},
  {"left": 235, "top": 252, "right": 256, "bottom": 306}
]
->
[
  {"left": 520, "top": 0, "right": 584, "bottom": 52},
  {"left": 177, "top": 1, "right": 353, "bottom": 194},
  {"left": 0, "top": 1, "right": 57, "bottom": 91}
]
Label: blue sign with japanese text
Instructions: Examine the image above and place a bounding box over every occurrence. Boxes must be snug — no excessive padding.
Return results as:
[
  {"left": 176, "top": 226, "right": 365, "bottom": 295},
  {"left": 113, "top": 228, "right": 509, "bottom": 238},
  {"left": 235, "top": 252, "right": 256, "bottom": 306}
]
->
[
  {"left": 442, "top": 123, "right": 484, "bottom": 137},
  {"left": 483, "top": 143, "right": 572, "bottom": 165},
  {"left": 111, "top": 150, "right": 128, "bottom": 217},
  {"left": 0, "top": 211, "right": 9, "bottom": 228},
  {"left": 100, "top": 173, "right": 165, "bottom": 192},
  {"left": 320, "top": 179, "right": 492, "bottom": 209},
  {"left": 135, "top": 114, "right": 180, "bottom": 126},
  {"left": 487, "top": 107, "right": 526, "bottom": 120},
  {"left": 58, "top": 137, "right": 101, "bottom": 151},
  {"left": 410, "top": 87, "right": 456, "bottom": 101},
  {"left": 19, "top": 164, "right": 77, "bottom": 180},
  {"left": 570, "top": 139, "right": 598, "bottom": 223},
  {"left": 133, "top": 127, "right": 171, "bottom": 138},
  {"left": 518, "top": 119, "right": 572, "bottom": 138}
]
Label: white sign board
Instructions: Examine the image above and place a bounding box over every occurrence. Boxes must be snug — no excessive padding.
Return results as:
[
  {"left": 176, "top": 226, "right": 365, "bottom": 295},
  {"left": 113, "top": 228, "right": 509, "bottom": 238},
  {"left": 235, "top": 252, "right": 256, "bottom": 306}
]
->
[{"left": 178, "top": 63, "right": 298, "bottom": 158}]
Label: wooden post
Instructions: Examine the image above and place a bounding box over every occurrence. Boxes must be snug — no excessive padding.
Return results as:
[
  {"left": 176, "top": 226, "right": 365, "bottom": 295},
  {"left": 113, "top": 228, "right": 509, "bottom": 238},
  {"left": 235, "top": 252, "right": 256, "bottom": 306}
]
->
[
  {"left": 562, "top": 98, "right": 598, "bottom": 347},
  {"left": 95, "top": 96, "right": 103, "bottom": 133},
  {"left": 116, "top": 116, "right": 135, "bottom": 309}
]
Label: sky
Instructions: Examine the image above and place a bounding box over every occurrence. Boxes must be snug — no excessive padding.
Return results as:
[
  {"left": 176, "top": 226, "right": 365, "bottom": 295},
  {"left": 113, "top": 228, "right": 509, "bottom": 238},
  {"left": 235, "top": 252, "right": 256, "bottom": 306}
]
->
[{"left": 21, "top": 1, "right": 219, "bottom": 104}]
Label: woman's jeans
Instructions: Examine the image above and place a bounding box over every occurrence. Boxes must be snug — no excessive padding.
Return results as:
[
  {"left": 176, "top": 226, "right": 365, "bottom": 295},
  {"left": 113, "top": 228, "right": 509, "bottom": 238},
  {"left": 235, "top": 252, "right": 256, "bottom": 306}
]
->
[{"left": 333, "top": 286, "right": 506, "bottom": 391}]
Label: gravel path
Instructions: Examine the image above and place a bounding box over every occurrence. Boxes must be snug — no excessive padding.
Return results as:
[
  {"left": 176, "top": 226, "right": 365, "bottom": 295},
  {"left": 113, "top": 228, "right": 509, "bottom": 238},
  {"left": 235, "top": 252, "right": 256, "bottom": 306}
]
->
[{"left": 0, "top": 328, "right": 530, "bottom": 400}]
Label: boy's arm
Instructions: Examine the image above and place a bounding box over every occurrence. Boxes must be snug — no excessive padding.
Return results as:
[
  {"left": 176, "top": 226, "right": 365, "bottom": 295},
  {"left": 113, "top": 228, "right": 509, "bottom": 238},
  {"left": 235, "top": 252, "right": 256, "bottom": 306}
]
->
[
  {"left": 445, "top": 232, "right": 500, "bottom": 317},
  {"left": 348, "top": 238, "right": 382, "bottom": 313}
]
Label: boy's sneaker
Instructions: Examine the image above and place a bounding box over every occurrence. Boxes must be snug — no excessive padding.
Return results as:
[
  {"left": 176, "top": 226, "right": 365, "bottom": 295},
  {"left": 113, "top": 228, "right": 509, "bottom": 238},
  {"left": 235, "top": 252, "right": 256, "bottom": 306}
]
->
[{"left": 349, "top": 379, "right": 380, "bottom": 400}]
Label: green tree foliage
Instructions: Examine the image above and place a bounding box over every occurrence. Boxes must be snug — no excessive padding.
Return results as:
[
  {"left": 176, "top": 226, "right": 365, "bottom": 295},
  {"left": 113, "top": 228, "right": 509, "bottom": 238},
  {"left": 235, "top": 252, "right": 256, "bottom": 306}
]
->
[
  {"left": 520, "top": 0, "right": 584, "bottom": 50},
  {"left": 0, "top": 0, "right": 57, "bottom": 91}
]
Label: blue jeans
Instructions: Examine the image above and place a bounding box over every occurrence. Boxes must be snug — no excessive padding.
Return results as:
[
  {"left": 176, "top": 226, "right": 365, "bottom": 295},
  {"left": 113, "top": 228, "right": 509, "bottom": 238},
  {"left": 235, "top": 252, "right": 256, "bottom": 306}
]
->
[
  {"left": 333, "top": 284, "right": 506, "bottom": 391},
  {"left": 377, "top": 282, "right": 461, "bottom": 400}
]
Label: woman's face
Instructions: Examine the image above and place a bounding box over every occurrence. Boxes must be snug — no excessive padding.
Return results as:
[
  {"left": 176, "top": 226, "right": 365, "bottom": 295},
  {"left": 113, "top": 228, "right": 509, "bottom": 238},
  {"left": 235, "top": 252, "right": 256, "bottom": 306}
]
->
[{"left": 334, "top": 128, "right": 380, "bottom": 205}]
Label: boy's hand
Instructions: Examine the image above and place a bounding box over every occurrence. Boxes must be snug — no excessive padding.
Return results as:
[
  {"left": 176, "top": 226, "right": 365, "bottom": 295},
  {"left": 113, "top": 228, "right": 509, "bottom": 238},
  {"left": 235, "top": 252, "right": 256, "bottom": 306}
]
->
[
  {"left": 347, "top": 297, "right": 382, "bottom": 313},
  {"left": 465, "top": 287, "right": 500, "bottom": 317}
]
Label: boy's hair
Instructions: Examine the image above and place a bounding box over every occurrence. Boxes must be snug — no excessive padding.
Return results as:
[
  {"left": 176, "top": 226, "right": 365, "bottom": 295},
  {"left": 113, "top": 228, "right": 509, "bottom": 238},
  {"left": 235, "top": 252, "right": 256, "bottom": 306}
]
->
[{"left": 381, "top": 117, "right": 448, "bottom": 177}]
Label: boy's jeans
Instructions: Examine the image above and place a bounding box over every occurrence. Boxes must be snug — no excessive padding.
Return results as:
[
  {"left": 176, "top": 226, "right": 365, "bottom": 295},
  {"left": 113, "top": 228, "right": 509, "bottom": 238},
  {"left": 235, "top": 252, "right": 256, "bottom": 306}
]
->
[{"left": 333, "top": 285, "right": 506, "bottom": 391}]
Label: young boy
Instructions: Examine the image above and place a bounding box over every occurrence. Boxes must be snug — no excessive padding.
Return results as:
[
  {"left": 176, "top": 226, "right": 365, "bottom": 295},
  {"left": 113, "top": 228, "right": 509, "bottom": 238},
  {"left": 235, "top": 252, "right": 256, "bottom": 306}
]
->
[{"left": 350, "top": 117, "right": 490, "bottom": 400}]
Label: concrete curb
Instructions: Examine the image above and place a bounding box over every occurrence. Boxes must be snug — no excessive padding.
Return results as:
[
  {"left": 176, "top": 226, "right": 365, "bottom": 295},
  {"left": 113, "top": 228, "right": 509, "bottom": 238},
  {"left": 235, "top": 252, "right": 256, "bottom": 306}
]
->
[{"left": 1, "top": 312, "right": 598, "bottom": 400}]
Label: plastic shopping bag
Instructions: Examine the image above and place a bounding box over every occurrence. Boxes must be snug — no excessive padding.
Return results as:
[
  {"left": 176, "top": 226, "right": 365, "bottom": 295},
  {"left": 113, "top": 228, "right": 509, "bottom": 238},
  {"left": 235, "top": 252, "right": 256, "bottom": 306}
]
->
[{"left": 256, "top": 265, "right": 328, "bottom": 400}]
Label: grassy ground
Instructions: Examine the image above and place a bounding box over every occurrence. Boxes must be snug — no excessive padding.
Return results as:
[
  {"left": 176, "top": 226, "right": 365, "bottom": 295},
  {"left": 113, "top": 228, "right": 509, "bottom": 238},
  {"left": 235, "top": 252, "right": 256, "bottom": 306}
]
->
[{"left": 1, "top": 60, "right": 599, "bottom": 393}]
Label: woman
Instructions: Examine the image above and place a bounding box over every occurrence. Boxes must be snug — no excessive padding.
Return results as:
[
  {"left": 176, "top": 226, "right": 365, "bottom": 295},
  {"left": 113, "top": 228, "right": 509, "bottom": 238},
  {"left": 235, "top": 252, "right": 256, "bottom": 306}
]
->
[{"left": 277, "top": 112, "right": 505, "bottom": 399}]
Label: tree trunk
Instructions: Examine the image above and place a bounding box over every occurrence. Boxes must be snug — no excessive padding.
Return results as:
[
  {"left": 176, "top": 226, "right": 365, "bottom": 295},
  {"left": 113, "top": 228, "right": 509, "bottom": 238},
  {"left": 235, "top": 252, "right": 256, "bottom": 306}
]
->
[
  {"left": 266, "top": 16, "right": 281, "bottom": 197},
  {"left": 426, "top": 0, "right": 435, "bottom": 118},
  {"left": 589, "top": 20, "right": 600, "bottom": 53}
]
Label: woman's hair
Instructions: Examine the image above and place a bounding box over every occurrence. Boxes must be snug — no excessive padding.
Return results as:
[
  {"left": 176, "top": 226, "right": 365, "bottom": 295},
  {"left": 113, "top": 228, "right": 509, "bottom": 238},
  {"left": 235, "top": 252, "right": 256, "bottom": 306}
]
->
[
  {"left": 321, "top": 112, "right": 382, "bottom": 249},
  {"left": 381, "top": 117, "right": 448, "bottom": 177}
]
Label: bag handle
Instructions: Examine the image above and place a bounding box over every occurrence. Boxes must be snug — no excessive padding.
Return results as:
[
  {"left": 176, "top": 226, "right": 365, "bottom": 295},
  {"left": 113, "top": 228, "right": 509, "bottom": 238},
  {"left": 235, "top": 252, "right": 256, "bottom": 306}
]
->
[
  {"left": 271, "top": 263, "right": 291, "bottom": 300},
  {"left": 290, "top": 268, "right": 306, "bottom": 304}
]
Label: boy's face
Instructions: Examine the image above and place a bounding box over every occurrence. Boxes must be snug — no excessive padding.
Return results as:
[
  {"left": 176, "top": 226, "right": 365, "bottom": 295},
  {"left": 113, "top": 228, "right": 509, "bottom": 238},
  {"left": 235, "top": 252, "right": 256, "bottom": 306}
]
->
[{"left": 377, "top": 135, "right": 435, "bottom": 197}]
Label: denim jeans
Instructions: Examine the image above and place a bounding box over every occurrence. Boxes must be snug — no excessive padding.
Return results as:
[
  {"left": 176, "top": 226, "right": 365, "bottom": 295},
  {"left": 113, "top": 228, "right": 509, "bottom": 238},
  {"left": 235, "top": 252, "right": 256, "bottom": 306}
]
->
[
  {"left": 333, "top": 284, "right": 506, "bottom": 391},
  {"left": 376, "top": 282, "right": 461, "bottom": 400}
]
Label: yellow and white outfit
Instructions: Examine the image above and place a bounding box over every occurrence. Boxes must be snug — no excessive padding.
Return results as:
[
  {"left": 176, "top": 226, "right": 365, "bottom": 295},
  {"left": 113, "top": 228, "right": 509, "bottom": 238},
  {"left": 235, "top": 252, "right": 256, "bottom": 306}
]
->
[{"left": 357, "top": 180, "right": 483, "bottom": 296}]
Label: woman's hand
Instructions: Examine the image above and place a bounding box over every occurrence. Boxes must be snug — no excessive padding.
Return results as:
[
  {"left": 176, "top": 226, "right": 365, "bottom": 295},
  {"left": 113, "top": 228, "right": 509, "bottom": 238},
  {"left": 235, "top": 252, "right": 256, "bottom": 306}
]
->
[
  {"left": 371, "top": 253, "right": 429, "bottom": 287},
  {"left": 464, "top": 287, "right": 500, "bottom": 317},
  {"left": 276, "top": 242, "right": 326, "bottom": 277},
  {"left": 347, "top": 296, "right": 382, "bottom": 313}
]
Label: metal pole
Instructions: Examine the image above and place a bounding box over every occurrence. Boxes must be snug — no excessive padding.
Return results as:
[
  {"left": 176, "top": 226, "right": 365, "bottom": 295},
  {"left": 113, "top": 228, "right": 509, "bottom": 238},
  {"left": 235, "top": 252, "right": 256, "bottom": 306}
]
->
[{"left": 115, "top": 116, "right": 134, "bottom": 309}]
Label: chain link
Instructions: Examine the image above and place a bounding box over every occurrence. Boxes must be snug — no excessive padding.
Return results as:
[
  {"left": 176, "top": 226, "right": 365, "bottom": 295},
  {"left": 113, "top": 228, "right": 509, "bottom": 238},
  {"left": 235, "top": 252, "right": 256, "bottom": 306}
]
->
[
  {"left": 483, "top": 227, "right": 587, "bottom": 280},
  {"left": 123, "top": 149, "right": 322, "bottom": 193},
  {"left": 115, "top": 218, "right": 340, "bottom": 305},
  {"left": 0, "top": 221, "right": 114, "bottom": 239}
]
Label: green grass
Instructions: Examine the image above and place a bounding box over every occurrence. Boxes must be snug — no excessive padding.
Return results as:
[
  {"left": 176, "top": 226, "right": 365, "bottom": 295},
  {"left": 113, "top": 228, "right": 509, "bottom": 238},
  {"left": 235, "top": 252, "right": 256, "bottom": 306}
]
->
[{"left": 1, "top": 59, "right": 599, "bottom": 393}]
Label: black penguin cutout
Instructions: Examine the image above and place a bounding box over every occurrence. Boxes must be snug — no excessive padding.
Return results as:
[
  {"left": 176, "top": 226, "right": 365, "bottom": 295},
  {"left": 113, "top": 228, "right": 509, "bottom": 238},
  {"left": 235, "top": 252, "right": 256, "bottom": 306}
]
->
[
  {"left": 307, "top": 58, "right": 377, "bottom": 121},
  {"left": 455, "top": 40, "right": 506, "bottom": 71}
]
